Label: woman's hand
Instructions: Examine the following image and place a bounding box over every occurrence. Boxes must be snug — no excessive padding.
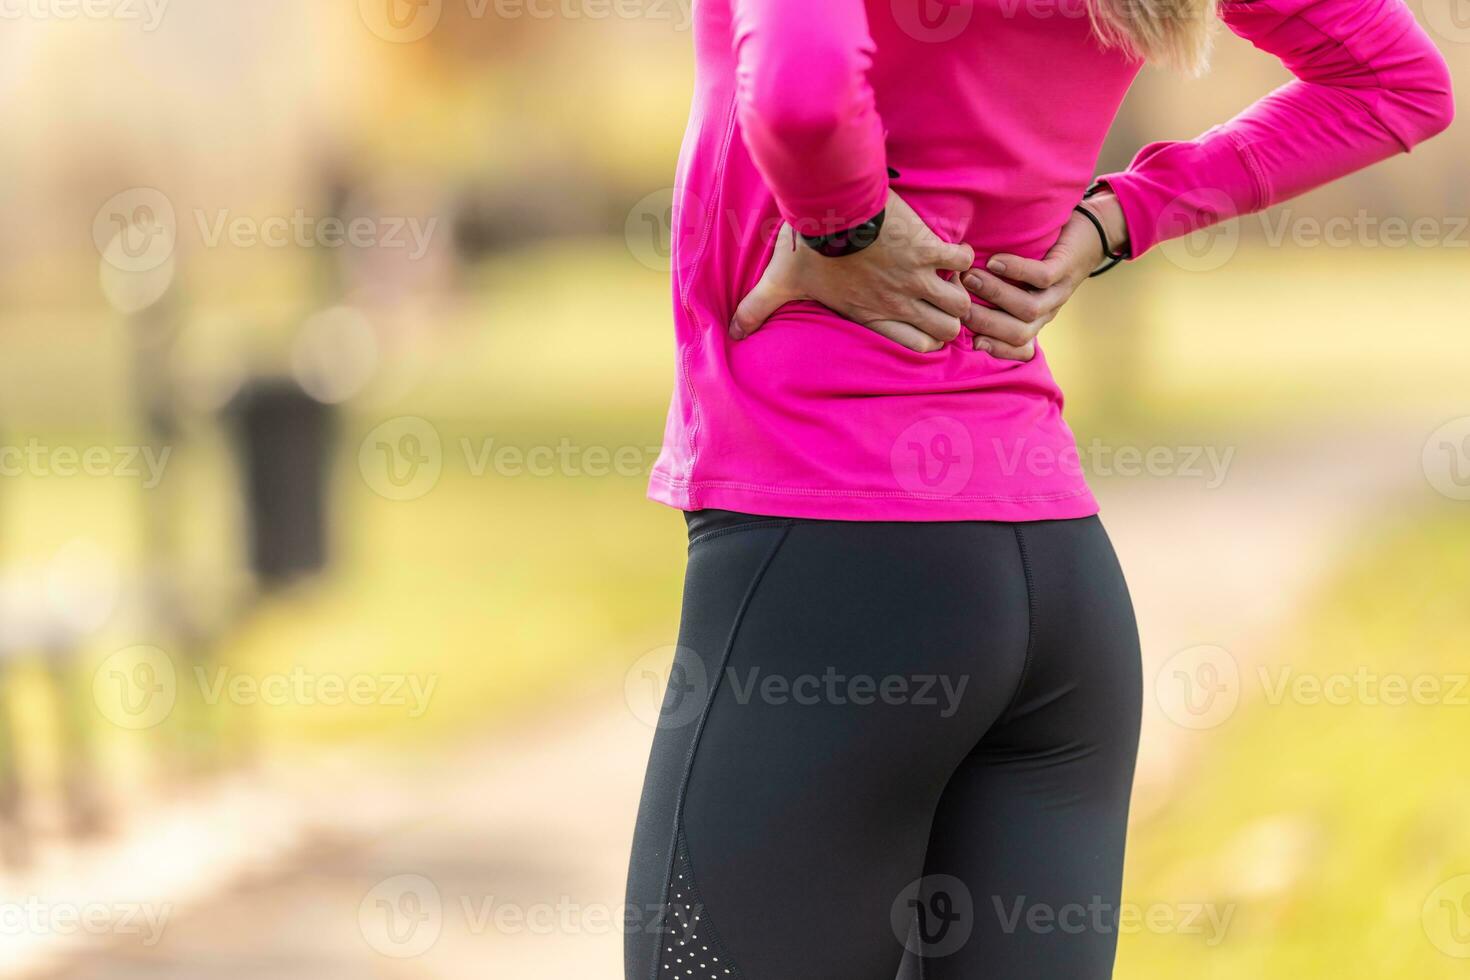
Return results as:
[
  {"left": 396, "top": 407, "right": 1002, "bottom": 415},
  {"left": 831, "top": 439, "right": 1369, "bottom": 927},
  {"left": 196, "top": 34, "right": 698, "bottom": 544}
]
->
[
  {"left": 730, "top": 190, "right": 976, "bottom": 354},
  {"left": 962, "top": 190, "right": 1129, "bottom": 362}
]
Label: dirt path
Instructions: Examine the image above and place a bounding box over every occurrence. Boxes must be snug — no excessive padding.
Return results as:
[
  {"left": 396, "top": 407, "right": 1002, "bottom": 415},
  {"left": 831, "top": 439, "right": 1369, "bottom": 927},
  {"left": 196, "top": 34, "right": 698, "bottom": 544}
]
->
[{"left": 10, "top": 425, "right": 1430, "bottom": 978}]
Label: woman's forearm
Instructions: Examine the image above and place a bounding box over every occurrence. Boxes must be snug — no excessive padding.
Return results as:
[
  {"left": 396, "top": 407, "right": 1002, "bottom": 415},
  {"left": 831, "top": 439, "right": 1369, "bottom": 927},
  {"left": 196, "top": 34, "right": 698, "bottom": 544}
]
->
[{"left": 1099, "top": 0, "right": 1455, "bottom": 258}]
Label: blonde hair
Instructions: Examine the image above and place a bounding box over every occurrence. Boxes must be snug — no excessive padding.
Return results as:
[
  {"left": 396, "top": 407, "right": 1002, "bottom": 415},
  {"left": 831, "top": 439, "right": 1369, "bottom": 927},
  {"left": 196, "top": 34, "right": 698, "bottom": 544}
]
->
[{"left": 1089, "top": 0, "right": 1220, "bottom": 74}]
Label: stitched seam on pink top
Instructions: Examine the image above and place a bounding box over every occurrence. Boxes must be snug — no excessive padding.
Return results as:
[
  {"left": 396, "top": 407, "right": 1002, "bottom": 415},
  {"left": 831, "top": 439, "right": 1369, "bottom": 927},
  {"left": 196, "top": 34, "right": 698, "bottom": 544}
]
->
[
  {"left": 651, "top": 473, "right": 1092, "bottom": 503},
  {"left": 676, "top": 94, "right": 742, "bottom": 502},
  {"left": 1226, "top": 129, "right": 1271, "bottom": 211}
]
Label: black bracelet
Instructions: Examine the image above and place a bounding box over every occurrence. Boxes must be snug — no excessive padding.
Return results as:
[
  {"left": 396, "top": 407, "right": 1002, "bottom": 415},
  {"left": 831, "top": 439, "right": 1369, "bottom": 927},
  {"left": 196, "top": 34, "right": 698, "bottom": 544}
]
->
[{"left": 1072, "top": 203, "right": 1127, "bottom": 277}]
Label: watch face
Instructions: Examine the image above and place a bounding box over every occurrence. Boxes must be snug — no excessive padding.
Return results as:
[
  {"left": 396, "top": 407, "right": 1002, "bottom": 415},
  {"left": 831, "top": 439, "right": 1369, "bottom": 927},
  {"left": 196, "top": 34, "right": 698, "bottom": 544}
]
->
[{"left": 803, "top": 211, "right": 886, "bottom": 257}]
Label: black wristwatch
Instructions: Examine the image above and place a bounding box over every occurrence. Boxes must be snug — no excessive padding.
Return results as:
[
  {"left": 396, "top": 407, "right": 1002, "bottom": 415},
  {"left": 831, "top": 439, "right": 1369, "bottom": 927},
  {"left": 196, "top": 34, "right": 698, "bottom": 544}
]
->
[
  {"left": 798, "top": 166, "right": 900, "bottom": 257},
  {"left": 799, "top": 209, "right": 887, "bottom": 257}
]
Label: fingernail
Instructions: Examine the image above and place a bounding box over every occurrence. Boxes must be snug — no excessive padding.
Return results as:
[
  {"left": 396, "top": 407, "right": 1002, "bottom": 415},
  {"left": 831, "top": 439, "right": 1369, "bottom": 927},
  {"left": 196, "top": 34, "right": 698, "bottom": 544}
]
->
[
  {"left": 729, "top": 321, "right": 745, "bottom": 340},
  {"left": 987, "top": 258, "right": 1006, "bottom": 273},
  {"left": 974, "top": 338, "right": 992, "bottom": 352},
  {"left": 963, "top": 275, "right": 981, "bottom": 291}
]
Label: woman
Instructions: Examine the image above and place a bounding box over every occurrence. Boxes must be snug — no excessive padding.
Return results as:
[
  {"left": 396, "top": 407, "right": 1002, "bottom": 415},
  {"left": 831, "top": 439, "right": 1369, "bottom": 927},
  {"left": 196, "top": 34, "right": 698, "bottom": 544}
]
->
[{"left": 628, "top": 0, "right": 1453, "bottom": 977}]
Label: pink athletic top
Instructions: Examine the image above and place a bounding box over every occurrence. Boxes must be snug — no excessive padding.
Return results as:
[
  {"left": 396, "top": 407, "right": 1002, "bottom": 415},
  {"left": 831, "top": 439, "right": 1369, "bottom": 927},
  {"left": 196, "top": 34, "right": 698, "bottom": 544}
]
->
[{"left": 648, "top": 0, "right": 1453, "bottom": 521}]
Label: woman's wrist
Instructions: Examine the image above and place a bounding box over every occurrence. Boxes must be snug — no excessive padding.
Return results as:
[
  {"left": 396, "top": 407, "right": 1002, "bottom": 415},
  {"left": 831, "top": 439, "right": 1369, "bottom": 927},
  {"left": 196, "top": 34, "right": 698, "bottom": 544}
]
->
[{"left": 1080, "top": 189, "right": 1130, "bottom": 257}]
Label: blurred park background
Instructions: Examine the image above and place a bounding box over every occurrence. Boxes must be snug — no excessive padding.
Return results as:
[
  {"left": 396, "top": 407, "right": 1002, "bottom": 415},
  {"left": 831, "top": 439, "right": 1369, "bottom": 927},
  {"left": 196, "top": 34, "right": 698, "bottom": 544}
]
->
[{"left": 0, "top": 1, "right": 1467, "bottom": 976}]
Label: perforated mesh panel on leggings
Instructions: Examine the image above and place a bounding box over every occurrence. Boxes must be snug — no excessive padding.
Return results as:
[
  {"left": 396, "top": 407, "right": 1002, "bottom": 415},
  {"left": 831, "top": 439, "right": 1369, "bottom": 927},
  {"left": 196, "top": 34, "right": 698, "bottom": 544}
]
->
[{"left": 657, "top": 832, "right": 742, "bottom": 980}]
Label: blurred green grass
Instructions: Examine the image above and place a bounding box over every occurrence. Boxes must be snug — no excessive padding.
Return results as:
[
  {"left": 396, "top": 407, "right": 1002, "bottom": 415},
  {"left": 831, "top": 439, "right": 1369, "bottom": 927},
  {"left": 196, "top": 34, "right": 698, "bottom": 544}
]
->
[{"left": 1117, "top": 506, "right": 1470, "bottom": 978}]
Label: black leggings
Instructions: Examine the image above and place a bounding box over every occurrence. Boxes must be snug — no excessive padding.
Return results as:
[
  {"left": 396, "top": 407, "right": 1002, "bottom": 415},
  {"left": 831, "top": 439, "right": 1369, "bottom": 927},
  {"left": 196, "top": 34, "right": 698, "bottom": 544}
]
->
[{"left": 626, "top": 511, "right": 1142, "bottom": 980}]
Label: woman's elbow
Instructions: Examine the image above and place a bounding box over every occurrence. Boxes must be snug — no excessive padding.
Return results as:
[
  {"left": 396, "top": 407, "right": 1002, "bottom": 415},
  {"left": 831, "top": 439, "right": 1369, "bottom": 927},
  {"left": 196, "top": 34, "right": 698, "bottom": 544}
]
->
[
  {"left": 1397, "top": 45, "right": 1456, "bottom": 146},
  {"left": 1420, "top": 57, "right": 1456, "bottom": 142}
]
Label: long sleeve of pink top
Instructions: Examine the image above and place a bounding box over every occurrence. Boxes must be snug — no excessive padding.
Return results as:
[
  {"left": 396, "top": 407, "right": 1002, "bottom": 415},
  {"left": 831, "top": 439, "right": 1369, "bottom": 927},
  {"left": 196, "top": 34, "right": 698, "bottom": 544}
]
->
[
  {"left": 1100, "top": 0, "right": 1455, "bottom": 255},
  {"left": 730, "top": 0, "right": 891, "bottom": 234},
  {"left": 648, "top": 0, "right": 1454, "bottom": 522}
]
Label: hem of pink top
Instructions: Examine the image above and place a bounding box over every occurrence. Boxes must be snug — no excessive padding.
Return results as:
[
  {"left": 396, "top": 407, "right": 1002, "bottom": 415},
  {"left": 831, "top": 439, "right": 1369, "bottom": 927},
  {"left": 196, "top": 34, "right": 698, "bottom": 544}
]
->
[{"left": 647, "top": 470, "right": 1100, "bottom": 523}]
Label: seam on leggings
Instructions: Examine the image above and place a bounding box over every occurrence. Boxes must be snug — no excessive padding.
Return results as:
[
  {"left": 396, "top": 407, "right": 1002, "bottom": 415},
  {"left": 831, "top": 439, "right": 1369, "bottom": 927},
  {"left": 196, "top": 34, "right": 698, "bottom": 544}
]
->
[
  {"left": 998, "top": 524, "right": 1038, "bottom": 724},
  {"left": 649, "top": 523, "right": 792, "bottom": 980},
  {"left": 687, "top": 518, "right": 797, "bottom": 549},
  {"left": 908, "top": 905, "right": 928, "bottom": 979}
]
